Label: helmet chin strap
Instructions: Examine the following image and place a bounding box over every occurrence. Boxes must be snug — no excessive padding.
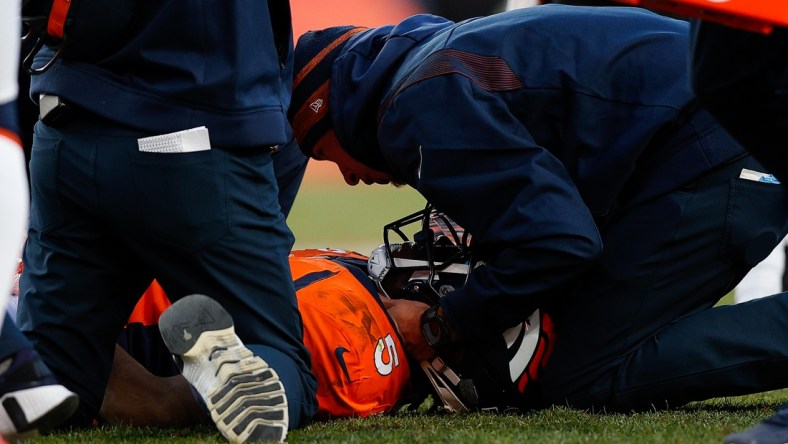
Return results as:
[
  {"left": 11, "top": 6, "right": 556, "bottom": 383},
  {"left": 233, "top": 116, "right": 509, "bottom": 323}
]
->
[{"left": 420, "top": 357, "right": 470, "bottom": 413}]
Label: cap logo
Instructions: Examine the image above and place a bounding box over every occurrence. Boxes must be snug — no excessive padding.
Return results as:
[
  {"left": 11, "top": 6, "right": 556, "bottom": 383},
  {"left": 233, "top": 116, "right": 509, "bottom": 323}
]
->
[{"left": 309, "top": 98, "right": 324, "bottom": 113}]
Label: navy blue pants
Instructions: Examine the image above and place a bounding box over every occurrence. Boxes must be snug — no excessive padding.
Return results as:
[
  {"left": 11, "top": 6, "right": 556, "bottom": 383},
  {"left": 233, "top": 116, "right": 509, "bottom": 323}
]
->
[
  {"left": 541, "top": 154, "right": 788, "bottom": 411},
  {"left": 272, "top": 133, "right": 308, "bottom": 218},
  {"left": 18, "top": 117, "right": 317, "bottom": 427},
  {"left": 690, "top": 21, "right": 788, "bottom": 182}
]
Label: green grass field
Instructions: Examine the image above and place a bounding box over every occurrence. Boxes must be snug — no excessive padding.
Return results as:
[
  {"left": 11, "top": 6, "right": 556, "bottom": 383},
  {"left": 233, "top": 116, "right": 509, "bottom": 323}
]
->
[
  {"left": 288, "top": 179, "right": 427, "bottom": 255},
  {"left": 25, "top": 177, "right": 777, "bottom": 443},
  {"left": 25, "top": 391, "right": 788, "bottom": 443}
]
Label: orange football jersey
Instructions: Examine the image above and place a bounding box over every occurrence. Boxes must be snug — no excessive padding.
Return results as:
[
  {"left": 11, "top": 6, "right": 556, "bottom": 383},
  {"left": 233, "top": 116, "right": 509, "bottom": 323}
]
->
[{"left": 128, "top": 249, "right": 411, "bottom": 420}]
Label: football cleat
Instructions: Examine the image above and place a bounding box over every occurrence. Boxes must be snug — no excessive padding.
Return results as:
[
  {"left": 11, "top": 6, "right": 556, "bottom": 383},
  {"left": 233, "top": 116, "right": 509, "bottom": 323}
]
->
[
  {"left": 159, "top": 294, "right": 288, "bottom": 443},
  {"left": 0, "top": 348, "right": 78, "bottom": 441}
]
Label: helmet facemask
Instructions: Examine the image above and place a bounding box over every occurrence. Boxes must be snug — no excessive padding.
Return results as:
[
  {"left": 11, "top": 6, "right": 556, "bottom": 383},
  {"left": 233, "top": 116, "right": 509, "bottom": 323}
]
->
[
  {"left": 368, "top": 204, "right": 480, "bottom": 412},
  {"left": 369, "top": 204, "right": 555, "bottom": 414},
  {"left": 367, "top": 203, "right": 472, "bottom": 306}
]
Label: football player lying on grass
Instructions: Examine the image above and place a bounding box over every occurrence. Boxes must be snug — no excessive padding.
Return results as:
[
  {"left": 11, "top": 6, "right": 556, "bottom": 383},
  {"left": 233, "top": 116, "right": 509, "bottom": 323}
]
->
[{"left": 97, "top": 206, "right": 556, "bottom": 426}]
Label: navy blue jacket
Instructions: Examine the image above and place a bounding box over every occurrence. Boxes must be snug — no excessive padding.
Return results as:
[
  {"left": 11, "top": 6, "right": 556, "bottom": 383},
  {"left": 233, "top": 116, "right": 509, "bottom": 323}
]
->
[
  {"left": 30, "top": 0, "right": 294, "bottom": 149},
  {"left": 328, "top": 5, "right": 747, "bottom": 339}
]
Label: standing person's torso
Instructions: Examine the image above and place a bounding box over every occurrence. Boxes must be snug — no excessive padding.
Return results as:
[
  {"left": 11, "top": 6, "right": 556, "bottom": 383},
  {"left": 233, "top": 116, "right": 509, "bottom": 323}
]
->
[{"left": 29, "top": 0, "right": 295, "bottom": 149}]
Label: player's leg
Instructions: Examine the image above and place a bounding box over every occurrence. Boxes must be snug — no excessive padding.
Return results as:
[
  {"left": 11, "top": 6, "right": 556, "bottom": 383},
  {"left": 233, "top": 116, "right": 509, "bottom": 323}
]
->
[
  {"left": 0, "top": 312, "right": 79, "bottom": 440},
  {"left": 692, "top": 22, "right": 788, "bottom": 444},
  {"left": 541, "top": 153, "right": 788, "bottom": 411},
  {"left": 18, "top": 119, "right": 155, "bottom": 426},
  {"left": 0, "top": 62, "right": 81, "bottom": 439},
  {"left": 121, "top": 145, "right": 317, "bottom": 441}
]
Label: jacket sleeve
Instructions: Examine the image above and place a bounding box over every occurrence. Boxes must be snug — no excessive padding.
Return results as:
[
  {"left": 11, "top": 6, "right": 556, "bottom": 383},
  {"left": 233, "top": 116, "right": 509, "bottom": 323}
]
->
[{"left": 378, "top": 75, "right": 603, "bottom": 341}]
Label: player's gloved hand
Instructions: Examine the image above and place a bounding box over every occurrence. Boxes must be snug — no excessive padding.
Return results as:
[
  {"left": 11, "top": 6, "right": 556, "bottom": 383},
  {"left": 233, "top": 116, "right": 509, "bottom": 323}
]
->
[{"left": 381, "top": 297, "right": 435, "bottom": 361}]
